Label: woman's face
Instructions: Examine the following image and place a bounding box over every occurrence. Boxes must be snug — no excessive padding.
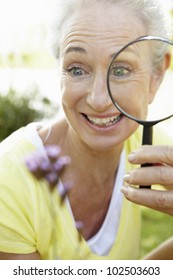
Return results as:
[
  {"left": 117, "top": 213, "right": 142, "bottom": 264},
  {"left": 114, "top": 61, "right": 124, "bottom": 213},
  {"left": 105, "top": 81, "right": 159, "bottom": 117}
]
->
[{"left": 59, "top": 2, "right": 157, "bottom": 151}]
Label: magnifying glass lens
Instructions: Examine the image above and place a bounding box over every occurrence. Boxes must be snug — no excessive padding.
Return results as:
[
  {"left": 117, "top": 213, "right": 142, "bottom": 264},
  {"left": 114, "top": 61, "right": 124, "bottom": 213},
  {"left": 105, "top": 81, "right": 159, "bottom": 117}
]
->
[{"left": 107, "top": 38, "right": 173, "bottom": 123}]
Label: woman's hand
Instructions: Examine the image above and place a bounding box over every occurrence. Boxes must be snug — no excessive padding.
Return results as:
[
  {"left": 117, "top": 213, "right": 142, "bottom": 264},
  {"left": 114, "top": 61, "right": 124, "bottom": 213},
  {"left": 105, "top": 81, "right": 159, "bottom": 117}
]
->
[{"left": 122, "top": 145, "right": 173, "bottom": 216}]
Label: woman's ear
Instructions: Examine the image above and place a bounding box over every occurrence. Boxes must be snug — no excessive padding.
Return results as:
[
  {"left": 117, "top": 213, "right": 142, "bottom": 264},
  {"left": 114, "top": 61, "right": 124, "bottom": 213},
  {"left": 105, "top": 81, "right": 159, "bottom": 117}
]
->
[{"left": 148, "top": 52, "right": 171, "bottom": 104}]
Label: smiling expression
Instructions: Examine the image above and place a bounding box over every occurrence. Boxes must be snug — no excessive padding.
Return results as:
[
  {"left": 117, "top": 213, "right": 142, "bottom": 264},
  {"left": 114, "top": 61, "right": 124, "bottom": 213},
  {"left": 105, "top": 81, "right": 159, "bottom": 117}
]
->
[{"left": 59, "top": 2, "right": 158, "bottom": 151}]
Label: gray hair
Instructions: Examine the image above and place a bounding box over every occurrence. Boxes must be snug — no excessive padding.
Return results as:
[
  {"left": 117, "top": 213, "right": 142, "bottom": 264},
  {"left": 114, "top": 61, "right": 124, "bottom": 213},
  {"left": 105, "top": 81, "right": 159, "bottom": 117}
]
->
[{"left": 48, "top": 0, "right": 172, "bottom": 61}]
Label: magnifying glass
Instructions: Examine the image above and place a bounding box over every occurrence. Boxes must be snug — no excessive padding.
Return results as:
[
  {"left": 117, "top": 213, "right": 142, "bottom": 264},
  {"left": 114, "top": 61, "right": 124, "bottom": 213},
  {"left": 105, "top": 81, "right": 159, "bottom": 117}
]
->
[{"left": 107, "top": 36, "right": 173, "bottom": 188}]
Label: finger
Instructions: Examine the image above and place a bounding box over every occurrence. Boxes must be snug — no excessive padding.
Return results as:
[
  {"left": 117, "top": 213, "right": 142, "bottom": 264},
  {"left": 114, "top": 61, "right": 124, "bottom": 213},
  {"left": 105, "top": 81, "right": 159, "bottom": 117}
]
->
[
  {"left": 124, "top": 165, "right": 173, "bottom": 187},
  {"left": 128, "top": 145, "right": 173, "bottom": 166},
  {"left": 121, "top": 186, "right": 173, "bottom": 213},
  {"left": 152, "top": 207, "right": 173, "bottom": 216}
]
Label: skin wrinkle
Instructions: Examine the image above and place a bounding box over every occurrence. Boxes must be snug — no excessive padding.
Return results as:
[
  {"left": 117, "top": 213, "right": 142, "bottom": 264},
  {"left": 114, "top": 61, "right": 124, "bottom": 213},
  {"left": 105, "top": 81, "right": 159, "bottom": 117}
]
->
[
  {"left": 56, "top": 4, "right": 153, "bottom": 241},
  {"left": 59, "top": 3, "right": 161, "bottom": 158},
  {"left": 60, "top": 9, "right": 158, "bottom": 123},
  {"left": 128, "top": 145, "right": 173, "bottom": 166},
  {"left": 126, "top": 187, "right": 173, "bottom": 210},
  {"left": 126, "top": 166, "right": 173, "bottom": 186},
  {"left": 60, "top": 31, "right": 146, "bottom": 59},
  {"left": 57, "top": 0, "right": 150, "bottom": 58},
  {"left": 59, "top": 3, "right": 147, "bottom": 59},
  {"left": 3, "top": 1, "right": 173, "bottom": 261}
]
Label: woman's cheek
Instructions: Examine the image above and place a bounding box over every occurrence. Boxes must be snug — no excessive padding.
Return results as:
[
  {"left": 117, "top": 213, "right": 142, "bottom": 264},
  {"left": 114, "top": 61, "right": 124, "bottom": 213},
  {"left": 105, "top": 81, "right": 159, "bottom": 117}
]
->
[{"left": 61, "top": 79, "right": 89, "bottom": 109}]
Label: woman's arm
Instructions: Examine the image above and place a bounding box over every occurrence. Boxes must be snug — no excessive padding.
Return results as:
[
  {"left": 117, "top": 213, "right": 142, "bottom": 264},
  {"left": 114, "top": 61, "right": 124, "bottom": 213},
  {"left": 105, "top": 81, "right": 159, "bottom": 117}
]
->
[
  {"left": 0, "top": 251, "right": 41, "bottom": 260},
  {"left": 143, "top": 237, "right": 173, "bottom": 260}
]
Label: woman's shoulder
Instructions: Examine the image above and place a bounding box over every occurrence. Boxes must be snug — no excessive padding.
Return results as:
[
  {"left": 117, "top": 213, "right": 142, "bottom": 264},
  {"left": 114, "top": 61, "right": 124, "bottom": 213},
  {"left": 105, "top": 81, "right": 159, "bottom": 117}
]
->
[
  {"left": 39, "top": 118, "right": 68, "bottom": 146},
  {"left": 0, "top": 124, "right": 69, "bottom": 258},
  {"left": 0, "top": 124, "right": 46, "bottom": 200},
  {"left": 0, "top": 125, "right": 37, "bottom": 159},
  {"left": 0, "top": 126, "right": 39, "bottom": 195}
]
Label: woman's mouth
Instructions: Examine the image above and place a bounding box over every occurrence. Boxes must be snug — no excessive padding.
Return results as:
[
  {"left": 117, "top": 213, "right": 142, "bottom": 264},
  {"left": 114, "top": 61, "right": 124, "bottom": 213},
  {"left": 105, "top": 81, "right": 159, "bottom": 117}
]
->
[{"left": 83, "top": 114, "right": 123, "bottom": 127}]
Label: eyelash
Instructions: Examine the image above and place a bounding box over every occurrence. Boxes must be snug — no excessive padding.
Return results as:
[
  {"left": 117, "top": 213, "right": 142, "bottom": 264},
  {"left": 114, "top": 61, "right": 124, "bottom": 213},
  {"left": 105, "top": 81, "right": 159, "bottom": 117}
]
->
[
  {"left": 67, "top": 66, "right": 84, "bottom": 76},
  {"left": 111, "top": 63, "right": 133, "bottom": 79},
  {"left": 65, "top": 63, "right": 90, "bottom": 78}
]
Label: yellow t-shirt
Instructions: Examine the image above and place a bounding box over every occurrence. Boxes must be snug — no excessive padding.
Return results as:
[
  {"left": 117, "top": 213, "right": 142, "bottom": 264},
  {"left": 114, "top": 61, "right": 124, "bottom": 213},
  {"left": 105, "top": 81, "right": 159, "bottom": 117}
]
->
[{"left": 0, "top": 124, "right": 168, "bottom": 260}]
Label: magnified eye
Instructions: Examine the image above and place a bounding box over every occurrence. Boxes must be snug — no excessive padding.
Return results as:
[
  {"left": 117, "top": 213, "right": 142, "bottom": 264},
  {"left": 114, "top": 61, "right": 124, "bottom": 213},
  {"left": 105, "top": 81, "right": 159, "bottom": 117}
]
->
[
  {"left": 111, "top": 64, "right": 132, "bottom": 79},
  {"left": 114, "top": 67, "right": 128, "bottom": 76}
]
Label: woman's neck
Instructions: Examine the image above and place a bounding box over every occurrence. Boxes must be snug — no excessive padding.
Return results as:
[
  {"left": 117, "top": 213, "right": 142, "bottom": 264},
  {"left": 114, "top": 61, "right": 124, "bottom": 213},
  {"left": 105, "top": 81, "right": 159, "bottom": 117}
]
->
[
  {"left": 42, "top": 119, "right": 124, "bottom": 239},
  {"left": 40, "top": 119, "right": 123, "bottom": 188},
  {"left": 63, "top": 122, "right": 123, "bottom": 186}
]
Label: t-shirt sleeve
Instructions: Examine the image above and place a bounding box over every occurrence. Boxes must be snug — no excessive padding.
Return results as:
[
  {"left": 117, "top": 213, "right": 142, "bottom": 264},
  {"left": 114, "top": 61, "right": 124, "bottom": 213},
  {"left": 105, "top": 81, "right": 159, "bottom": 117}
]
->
[
  {"left": 0, "top": 130, "right": 59, "bottom": 259},
  {"left": 0, "top": 157, "right": 37, "bottom": 254}
]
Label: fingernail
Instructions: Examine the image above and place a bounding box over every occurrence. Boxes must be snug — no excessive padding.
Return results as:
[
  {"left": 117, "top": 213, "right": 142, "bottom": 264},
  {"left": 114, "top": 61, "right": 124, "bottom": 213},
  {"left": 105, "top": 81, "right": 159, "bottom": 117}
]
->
[
  {"left": 121, "top": 186, "right": 129, "bottom": 196},
  {"left": 128, "top": 152, "right": 136, "bottom": 162},
  {"left": 123, "top": 173, "right": 130, "bottom": 183}
]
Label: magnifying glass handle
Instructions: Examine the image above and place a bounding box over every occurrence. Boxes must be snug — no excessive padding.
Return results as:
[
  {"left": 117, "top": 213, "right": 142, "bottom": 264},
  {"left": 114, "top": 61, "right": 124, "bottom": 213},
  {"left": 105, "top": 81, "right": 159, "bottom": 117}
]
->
[{"left": 140, "top": 125, "right": 153, "bottom": 189}]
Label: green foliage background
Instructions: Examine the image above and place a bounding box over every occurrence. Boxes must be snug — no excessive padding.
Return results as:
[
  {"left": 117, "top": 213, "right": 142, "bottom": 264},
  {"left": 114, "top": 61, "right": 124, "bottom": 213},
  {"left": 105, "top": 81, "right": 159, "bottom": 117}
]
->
[
  {"left": 0, "top": 87, "right": 58, "bottom": 142},
  {"left": 140, "top": 207, "right": 173, "bottom": 258}
]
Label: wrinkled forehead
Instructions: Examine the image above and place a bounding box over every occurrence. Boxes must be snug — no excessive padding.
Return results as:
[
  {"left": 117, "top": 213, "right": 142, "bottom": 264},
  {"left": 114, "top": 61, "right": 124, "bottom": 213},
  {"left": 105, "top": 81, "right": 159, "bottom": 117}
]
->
[{"left": 60, "top": 2, "right": 147, "bottom": 54}]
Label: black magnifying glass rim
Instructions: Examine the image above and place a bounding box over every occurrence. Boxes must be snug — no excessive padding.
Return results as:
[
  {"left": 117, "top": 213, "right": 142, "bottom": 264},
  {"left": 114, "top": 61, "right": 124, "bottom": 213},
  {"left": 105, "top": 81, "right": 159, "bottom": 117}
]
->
[{"left": 106, "top": 35, "right": 173, "bottom": 126}]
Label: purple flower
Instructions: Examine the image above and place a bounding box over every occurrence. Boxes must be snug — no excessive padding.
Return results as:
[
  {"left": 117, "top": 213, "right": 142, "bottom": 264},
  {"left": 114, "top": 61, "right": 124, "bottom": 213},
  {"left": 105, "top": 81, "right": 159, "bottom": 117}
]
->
[
  {"left": 25, "top": 150, "right": 50, "bottom": 179},
  {"left": 44, "top": 145, "right": 61, "bottom": 161},
  {"left": 25, "top": 145, "right": 71, "bottom": 191},
  {"left": 59, "top": 182, "right": 73, "bottom": 204},
  {"left": 75, "top": 221, "right": 83, "bottom": 230},
  {"left": 75, "top": 221, "right": 83, "bottom": 242}
]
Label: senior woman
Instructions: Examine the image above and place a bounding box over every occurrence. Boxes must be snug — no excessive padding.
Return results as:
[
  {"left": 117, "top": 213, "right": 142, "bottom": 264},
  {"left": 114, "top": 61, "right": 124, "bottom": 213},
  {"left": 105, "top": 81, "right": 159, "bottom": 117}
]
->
[{"left": 0, "top": 0, "right": 173, "bottom": 260}]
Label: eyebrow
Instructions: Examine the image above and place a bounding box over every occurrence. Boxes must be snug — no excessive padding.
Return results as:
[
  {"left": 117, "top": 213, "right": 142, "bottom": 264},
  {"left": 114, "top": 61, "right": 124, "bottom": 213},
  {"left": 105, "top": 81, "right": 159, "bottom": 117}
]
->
[
  {"left": 110, "top": 49, "right": 136, "bottom": 59},
  {"left": 110, "top": 46, "right": 142, "bottom": 59},
  {"left": 63, "top": 45, "right": 140, "bottom": 59},
  {"left": 64, "top": 46, "right": 87, "bottom": 55}
]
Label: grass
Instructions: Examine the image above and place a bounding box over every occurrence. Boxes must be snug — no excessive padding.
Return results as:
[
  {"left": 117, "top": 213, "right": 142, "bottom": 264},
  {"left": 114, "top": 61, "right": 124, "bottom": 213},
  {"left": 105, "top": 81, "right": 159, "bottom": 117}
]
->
[{"left": 140, "top": 206, "right": 173, "bottom": 258}]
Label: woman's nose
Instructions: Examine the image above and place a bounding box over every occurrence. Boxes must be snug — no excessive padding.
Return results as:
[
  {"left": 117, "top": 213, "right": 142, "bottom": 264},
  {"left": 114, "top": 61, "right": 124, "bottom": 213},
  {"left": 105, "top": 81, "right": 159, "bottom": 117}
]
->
[{"left": 86, "top": 72, "right": 112, "bottom": 111}]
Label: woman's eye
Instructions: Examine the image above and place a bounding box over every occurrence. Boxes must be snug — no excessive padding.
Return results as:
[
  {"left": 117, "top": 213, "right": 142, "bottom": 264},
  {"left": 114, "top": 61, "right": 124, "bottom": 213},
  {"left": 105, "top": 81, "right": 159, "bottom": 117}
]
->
[
  {"left": 112, "top": 66, "right": 130, "bottom": 78},
  {"left": 67, "top": 67, "right": 85, "bottom": 77},
  {"left": 114, "top": 67, "right": 128, "bottom": 76}
]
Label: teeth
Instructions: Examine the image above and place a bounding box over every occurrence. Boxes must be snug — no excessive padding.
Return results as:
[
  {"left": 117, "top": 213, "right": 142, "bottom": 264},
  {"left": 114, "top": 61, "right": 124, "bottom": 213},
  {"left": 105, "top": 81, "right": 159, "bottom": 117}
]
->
[{"left": 87, "top": 115, "right": 121, "bottom": 126}]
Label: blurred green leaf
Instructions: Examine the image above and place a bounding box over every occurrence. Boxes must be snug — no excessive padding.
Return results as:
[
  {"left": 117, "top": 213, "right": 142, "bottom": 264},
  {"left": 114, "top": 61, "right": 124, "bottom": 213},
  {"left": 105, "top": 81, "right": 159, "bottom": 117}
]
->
[
  {"left": 0, "top": 87, "right": 58, "bottom": 141},
  {"left": 140, "top": 206, "right": 173, "bottom": 258}
]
